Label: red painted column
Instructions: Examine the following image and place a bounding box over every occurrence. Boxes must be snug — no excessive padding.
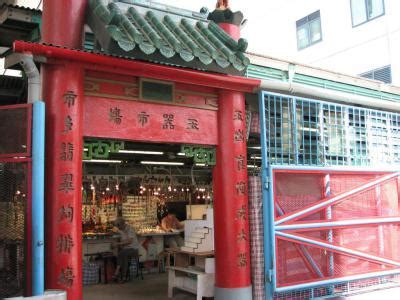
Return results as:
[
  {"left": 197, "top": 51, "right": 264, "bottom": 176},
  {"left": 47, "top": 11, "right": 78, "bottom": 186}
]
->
[
  {"left": 42, "top": 1, "right": 86, "bottom": 299},
  {"left": 43, "top": 65, "right": 84, "bottom": 299},
  {"left": 214, "top": 90, "right": 252, "bottom": 299},
  {"left": 218, "top": 23, "right": 241, "bottom": 40}
]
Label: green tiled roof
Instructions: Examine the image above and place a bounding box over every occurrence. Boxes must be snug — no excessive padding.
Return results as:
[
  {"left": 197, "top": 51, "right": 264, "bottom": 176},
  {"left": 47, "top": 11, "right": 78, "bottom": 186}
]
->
[{"left": 87, "top": 0, "right": 250, "bottom": 75}]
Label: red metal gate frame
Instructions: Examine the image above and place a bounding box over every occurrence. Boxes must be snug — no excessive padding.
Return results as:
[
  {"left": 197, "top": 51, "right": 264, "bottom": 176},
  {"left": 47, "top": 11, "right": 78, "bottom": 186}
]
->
[{"left": 270, "top": 166, "right": 400, "bottom": 293}]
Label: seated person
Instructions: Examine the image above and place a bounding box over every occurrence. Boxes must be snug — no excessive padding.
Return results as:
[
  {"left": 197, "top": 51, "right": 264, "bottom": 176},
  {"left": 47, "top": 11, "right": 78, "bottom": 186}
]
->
[
  {"left": 160, "top": 213, "right": 184, "bottom": 248},
  {"left": 160, "top": 213, "right": 184, "bottom": 232},
  {"left": 112, "top": 218, "right": 139, "bottom": 282}
]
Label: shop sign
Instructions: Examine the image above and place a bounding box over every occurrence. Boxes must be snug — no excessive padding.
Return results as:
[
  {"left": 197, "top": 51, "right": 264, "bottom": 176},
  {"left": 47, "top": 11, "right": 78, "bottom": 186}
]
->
[
  {"left": 83, "top": 97, "right": 218, "bottom": 145},
  {"left": 181, "top": 145, "right": 216, "bottom": 166},
  {"left": 83, "top": 140, "right": 125, "bottom": 160}
]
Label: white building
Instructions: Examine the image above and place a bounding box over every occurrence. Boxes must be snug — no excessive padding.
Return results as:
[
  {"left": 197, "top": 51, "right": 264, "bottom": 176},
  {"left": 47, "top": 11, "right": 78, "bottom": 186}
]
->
[{"left": 261, "top": 0, "right": 400, "bottom": 86}]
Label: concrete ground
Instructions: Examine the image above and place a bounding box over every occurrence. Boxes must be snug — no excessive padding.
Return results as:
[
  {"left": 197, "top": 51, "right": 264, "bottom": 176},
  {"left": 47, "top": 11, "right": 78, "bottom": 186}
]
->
[
  {"left": 83, "top": 273, "right": 196, "bottom": 300},
  {"left": 84, "top": 272, "right": 400, "bottom": 300},
  {"left": 333, "top": 286, "right": 400, "bottom": 299}
]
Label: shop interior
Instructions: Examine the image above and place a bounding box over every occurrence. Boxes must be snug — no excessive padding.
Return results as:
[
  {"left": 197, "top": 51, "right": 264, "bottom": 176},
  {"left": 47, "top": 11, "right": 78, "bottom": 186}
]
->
[{"left": 81, "top": 135, "right": 261, "bottom": 299}]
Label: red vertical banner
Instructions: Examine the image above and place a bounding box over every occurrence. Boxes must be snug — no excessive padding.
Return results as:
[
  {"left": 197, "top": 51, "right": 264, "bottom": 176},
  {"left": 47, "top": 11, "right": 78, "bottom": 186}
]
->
[
  {"left": 214, "top": 90, "right": 251, "bottom": 289},
  {"left": 43, "top": 64, "right": 83, "bottom": 300}
]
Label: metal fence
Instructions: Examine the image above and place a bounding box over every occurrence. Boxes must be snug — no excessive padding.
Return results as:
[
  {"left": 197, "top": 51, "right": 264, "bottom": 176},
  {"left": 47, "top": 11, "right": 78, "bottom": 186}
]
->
[
  {"left": 264, "top": 92, "right": 400, "bottom": 167},
  {"left": 259, "top": 92, "right": 400, "bottom": 299},
  {"left": 0, "top": 161, "right": 29, "bottom": 298},
  {"left": 0, "top": 104, "right": 32, "bottom": 298}
]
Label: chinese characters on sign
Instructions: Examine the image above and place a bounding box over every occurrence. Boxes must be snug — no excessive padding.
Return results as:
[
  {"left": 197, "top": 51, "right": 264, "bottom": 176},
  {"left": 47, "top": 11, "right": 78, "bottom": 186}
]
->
[
  {"left": 162, "top": 114, "right": 175, "bottom": 129},
  {"left": 58, "top": 204, "right": 74, "bottom": 223},
  {"left": 186, "top": 118, "right": 199, "bottom": 130},
  {"left": 237, "top": 229, "right": 247, "bottom": 242},
  {"left": 236, "top": 205, "right": 247, "bottom": 221},
  {"left": 233, "top": 109, "right": 249, "bottom": 263},
  {"left": 63, "top": 91, "right": 77, "bottom": 108},
  {"left": 138, "top": 111, "right": 149, "bottom": 127},
  {"left": 237, "top": 253, "right": 247, "bottom": 268},
  {"left": 234, "top": 129, "right": 244, "bottom": 143},
  {"left": 58, "top": 267, "right": 74, "bottom": 288},
  {"left": 59, "top": 173, "right": 74, "bottom": 194},
  {"left": 58, "top": 90, "right": 78, "bottom": 289},
  {"left": 63, "top": 116, "right": 73, "bottom": 133},
  {"left": 235, "top": 155, "right": 245, "bottom": 171},
  {"left": 57, "top": 234, "right": 74, "bottom": 253},
  {"left": 234, "top": 110, "right": 243, "bottom": 121},
  {"left": 109, "top": 107, "right": 123, "bottom": 124},
  {"left": 60, "top": 143, "right": 74, "bottom": 161},
  {"left": 235, "top": 181, "right": 246, "bottom": 196}
]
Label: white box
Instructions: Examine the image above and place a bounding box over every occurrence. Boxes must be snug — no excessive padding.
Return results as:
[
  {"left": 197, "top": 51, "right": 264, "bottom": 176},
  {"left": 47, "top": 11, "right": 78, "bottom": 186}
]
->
[{"left": 205, "top": 258, "right": 215, "bottom": 274}]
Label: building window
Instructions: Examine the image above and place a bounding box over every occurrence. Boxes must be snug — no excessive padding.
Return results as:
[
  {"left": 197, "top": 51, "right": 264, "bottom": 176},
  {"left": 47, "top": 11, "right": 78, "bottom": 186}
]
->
[
  {"left": 360, "top": 65, "right": 392, "bottom": 84},
  {"left": 351, "top": 0, "right": 385, "bottom": 27},
  {"left": 296, "top": 11, "right": 322, "bottom": 50},
  {"left": 140, "top": 79, "right": 174, "bottom": 102}
]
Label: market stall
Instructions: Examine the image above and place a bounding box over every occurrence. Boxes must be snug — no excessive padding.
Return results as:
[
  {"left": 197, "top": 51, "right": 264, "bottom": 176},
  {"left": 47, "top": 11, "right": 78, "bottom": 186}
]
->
[{"left": 80, "top": 141, "right": 215, "bottom": 283}]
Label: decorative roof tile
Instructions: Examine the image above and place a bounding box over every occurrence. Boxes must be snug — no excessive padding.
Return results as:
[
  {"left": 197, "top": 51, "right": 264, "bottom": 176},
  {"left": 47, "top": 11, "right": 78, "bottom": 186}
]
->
[{"left": 87, "top": 0, "right": 250, "bottom": 75}]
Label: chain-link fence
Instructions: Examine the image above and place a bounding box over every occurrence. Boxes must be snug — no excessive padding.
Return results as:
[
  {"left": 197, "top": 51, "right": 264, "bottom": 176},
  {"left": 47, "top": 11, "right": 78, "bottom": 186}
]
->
[
  {"left": 0, "top": 104, "right": 31, "bottom": 298},
  {"left": 0, "top": 161, "right": 29, "bottom": 298}
]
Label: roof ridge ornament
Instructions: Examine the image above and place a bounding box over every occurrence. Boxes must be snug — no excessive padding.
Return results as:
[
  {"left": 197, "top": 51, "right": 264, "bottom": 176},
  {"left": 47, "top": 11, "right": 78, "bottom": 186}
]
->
[
  {"left": 216, "top": 0, "right": 230, "bottom": 10},
  {"left": 208, "top": 0, "right": 243, "bottom": 27}
]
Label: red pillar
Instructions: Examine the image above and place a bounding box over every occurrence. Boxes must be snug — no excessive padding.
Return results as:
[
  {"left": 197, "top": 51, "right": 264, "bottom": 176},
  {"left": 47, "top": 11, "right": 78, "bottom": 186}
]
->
[
  {"left": 42, "top": 1, "right": 86, "bottom": 299},
  {"left": 214, "top": 90, "right": 252, "bottom": 299},
  {"left": 218, "top": 23, "right": 241, "bottom": 40}
]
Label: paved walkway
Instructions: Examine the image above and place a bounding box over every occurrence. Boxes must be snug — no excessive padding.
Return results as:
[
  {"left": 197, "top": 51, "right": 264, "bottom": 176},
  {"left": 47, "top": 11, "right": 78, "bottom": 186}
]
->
[
  {"left": 84, "top": 273, "right": 196, "bottom": 300},
  {"left": 333, "top": 286, "right": 400, "bottom": 299}
]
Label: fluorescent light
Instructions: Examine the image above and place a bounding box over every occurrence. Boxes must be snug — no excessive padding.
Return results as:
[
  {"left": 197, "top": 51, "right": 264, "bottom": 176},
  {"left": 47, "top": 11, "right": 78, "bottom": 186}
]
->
[
  {"left": 177, "top": 152, "right": 186, "bottom": 156},
  {"left": 247, "top": 165, "right": 259, "bottom": 168},
  {"left": 248, "top": 146, "right": 261, "bottom": 150},
  {"left": 3, "top": 69, "right": 22, "bottom": 77},
  {"left": 83, "top": 159, "right": 122, "bottom": 163},
  {"left": 140, "top": 161, "right": 184, "bottom": 166},
  {"left": 119, "top": 150, "right": 164, "bottom": 155},
  {"left": 195, "top": 163, "right": 207, "bottom": 167},
  {"left": 250, "top": 155, "right": 262, "bottom": 160}
]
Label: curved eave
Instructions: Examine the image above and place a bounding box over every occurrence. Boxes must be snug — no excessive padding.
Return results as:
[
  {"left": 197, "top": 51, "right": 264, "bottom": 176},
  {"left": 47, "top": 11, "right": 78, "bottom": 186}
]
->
[{"left": 14, "top": 41, "right": 260, "bottom": 93}]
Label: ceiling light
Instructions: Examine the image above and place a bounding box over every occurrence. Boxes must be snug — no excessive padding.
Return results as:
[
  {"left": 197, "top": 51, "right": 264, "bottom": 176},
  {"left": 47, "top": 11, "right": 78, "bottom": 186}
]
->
[
  {"left": 83, "top": 159, "right": 122, "bottom": 163},
  {"left": 119, "top": 150, "right": 164, "bottom": 155},
  {"left": 195, "top": 163, "right": 207, "bottom": 167},
  {"left": 250, "top": 155, "right": 262, "bottom": 160},
  {"left": 247, "top": 165, "right": 259, "bottom": 168},
  {"left": 248, "top": 146, "right": 261, "bottom": 150},
  {"left": 140, "top": 161, "right": 184, "bottom": 166},
  {"left": 177, "top": 152, "right": 186, "bottom": 156}
]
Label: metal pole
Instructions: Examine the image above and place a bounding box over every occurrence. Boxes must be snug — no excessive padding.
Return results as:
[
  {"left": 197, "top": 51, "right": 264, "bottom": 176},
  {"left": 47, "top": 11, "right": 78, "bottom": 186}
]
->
[
  {"left": 275, "top": 269, "right": 400, "bottom": 293},
  {"left": 275, "top": 172, "right": 400, "bottom": 225},
  {"left": 259, "top": 91, "right": 274, "bottom": 298},
  {"left": 275, "top": 202, "right": 323, "bottom": 278},
  {"left": 276, "top": 231, "right": 400, "bottom": 267},
  {"left": 275, "top": 217, "right": 400, "bottom": 231},
  {"left": 32, "top": 101, "right": 45, "bottom": 295},
  {"left": 324, "top": 174, "right": 334, "bottom": 294}
]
